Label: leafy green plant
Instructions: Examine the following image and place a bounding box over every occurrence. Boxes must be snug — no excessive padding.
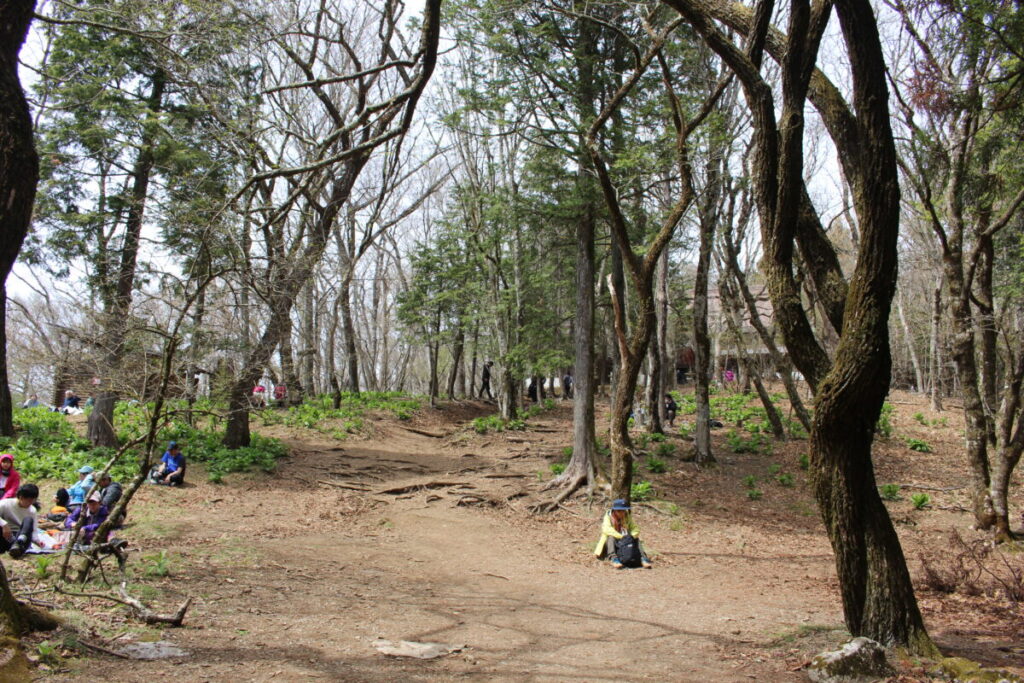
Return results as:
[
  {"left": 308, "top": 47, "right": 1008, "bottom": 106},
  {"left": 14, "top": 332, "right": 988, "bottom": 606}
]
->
[
  {"left": 911, "top": 493, "right": 931, "bottom": 510},
  {"left": 631, "top": 480, "right": 654, "bottom": 501},
  {"left": 36, "top": 640, "right": 60, "bottom": 666},
  {"left": 747, "top": 489, "right": 763, "bottom": 500},
  {"left": 798, "top": 453, "right": 810, "bottom": 471},
  {"left": 726, "top": 429, "right": 772, "bottom": 454},
  {"left": 507, "top": 418, "right": 526, "bottom": 431},
  {"left": 549, "top": 463, "right": 566, "bottom": 475},
  {"left": 678, "top": 422, "right": 693, "bottom": 439},
  {"left": 542, "top": 398, "right": 556, "bottom": 411},
  {"left": 776, "top": 473, "right": 794, "bottom": 487},
  {"left": 913, "top": 412, "right": 926, "bottom": 425},
  {"left": 636, "top": 433, "right": 650, "bottom": 449},
  {"left": 561, "top": 446, "right": 573, "bottom": 459},
  {"left": 655, "top": 441, "right": 676, "bottom": 458},
  {"left": 768, "top": 463, "right": 782, "bottom": 475},
  {"left": 145, "top": 550, "right": 171, "bottom": 577},
  {"left": 667, "top": 503, "right": 680, "bottom": 516},
  {"left": 669, "top": 519, "right": 684, "bottom": 531},
  {"left": 34, "top": 555, "right": 53, "bottom": 579},
  {"left": 906, "top": 438, "right": 933, "bottom": 453},
  {"left": 646, "top": 456, "right": 667, "bottom": 474},
  {"left": 879, "top": 484, "right": 901, "bottom": 501},
  {"left": 742, "top": 474, "right": 758, "bottom": 489},
  {"left": 472, "top": 415, "right": 506, "bottom": 434},
  {"left": 876, "top": 402, "right": 895, "bottom": 438},
  {"left": 648, "top": 432, "right": 666, "bottom": 443}
]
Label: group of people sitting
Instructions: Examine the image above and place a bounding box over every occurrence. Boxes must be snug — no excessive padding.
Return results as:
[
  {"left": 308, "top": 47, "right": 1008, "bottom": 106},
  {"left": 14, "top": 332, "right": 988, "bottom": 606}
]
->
[
  {"left": 20, "top": 389, "right": 94, "bottom": 415},
  {"left": 0, "top": 440, "right": 187, "bottom": 558}
]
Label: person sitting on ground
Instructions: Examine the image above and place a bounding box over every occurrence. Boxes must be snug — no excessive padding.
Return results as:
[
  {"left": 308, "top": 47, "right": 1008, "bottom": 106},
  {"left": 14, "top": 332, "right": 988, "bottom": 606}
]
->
[
  {"left": 67, "top": 465, "right": 95, "bottom": 510},
  {"left": 45, "top": 488, "right": 70, "bottom": 523},
  {"left": 593, "top": 498, "right": 652, "bottom": 569},
  {"left": 64, "top": 491, "right": 108, "bottom": 544},
  {"left": 152, "top": 441, "right": 186, "bottom": 486},
  {"left": 21, "top": 394, "right": 40, "bottom": 409},
  {"left": 664, "top": 393, "right": 678, "bottom": 429},
  {"left": 0, "top": 454, "right": 21, "bottom": 500},
  {"left": 97, "top": 473, "right": 125, "bottom": 526},
  {"left": 59, "top": 389, "right": 82, "bottom": 415},
  {"left": 84, "top": 394, "right": 95, "bottom": 409},
  {"left": 0, "top": 484, "right": 41, "bottom": 558}
]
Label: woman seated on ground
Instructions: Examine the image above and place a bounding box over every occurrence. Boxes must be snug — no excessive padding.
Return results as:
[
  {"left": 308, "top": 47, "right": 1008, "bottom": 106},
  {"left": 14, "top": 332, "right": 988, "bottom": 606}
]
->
[
  {"left": 0, "top": 454, "right": 21, "bottom": 499},
  {"left": 593, "top": 499, "right": 652, "bottom": 569},
  {"left": 66, "top": 465, "right": 95, "bottom": 510},
  {"left": 64, "top": 492, "right": 108, "bottom": 544},
  {"left": 45, "top": 488, "right": 70, "bottom": 523}
]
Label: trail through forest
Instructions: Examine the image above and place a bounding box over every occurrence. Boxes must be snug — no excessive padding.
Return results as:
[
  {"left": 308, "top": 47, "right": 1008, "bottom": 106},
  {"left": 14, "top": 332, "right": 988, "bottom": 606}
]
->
[{"left": 47, "top": 395, "right": 1023, "bottom": 681}]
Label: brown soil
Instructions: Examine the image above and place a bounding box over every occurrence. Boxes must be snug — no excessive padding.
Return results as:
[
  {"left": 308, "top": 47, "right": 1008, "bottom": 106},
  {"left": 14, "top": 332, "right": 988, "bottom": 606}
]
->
[{"left": 29, "top": 389, "right": 1024, "bottom": 681}]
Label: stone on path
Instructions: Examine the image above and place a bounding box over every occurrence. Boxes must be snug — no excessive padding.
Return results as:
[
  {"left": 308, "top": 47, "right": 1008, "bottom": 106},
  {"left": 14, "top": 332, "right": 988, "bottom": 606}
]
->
[
  {"left": 372, "top": 638, "right": 464, "bottom": 659},
  {"left": 806, "top": 637, "right": 895, "bottom": 682}
]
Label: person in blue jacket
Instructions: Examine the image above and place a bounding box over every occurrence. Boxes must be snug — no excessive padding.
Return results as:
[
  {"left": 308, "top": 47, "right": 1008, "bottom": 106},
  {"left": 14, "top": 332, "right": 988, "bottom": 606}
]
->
[
  {"left": 153, "top": 441, "right": 186, "bottom": 486},
  {"left": 64, "top": 491, "right": 108, "bottom": 544},
  {"left": 67, "top": 465, "right": 95, "bottom": 510}
]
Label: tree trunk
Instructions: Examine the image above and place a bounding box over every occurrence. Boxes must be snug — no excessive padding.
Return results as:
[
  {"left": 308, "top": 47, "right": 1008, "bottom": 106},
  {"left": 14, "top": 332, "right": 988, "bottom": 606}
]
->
[
  {"left": 446, "top": 326, "right": 464, "bottom": 399},
  {"left": 692, "top": 210, "right": 716, "bottom": 464},
  {"left": 339, "top": 273, "right": 361, "bottom": 395},
  {"left": 645, "top": 336, "right": 663, "bottom": 433},
  {"left": 0, "top": 0, "right": 38, "bottom": 438},
  {"left": 896, "top": 290, "right": 924, "bottom": 392},
  {"left": 279, "top": 314, "right": 301, "bottom": 405},
  {"left": 929, "top": 276, "right": 943, "bottom": 411}
]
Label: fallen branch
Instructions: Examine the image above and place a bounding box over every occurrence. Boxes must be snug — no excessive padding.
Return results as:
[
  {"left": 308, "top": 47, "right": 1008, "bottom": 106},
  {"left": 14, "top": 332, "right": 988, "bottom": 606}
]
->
[
  {"left": 483, "top": 473, "right": 528, "bottom": 479},
  {"left": 376, "top": 481, "right": 470, "bottom": 495},
  {"left": 900, "top": 484, "right": 967, "bottom": 492},
  {"left": 116, "top": 585, "right": 193, "bottom": 626},
  {"left": 317, "top": 479, "right": 371, "bottom": 492},
  {"left": 77, "top": 638, "right": 133, "bottom": 659},
  {"left": 402, "top": 427, "right": 448, "bottom": 438}
]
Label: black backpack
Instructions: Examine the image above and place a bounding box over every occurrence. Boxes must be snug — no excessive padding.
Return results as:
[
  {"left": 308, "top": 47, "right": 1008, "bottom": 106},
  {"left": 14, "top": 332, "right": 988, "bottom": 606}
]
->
[{"left": 615, "top": 532, "right": 643, "bottom": 568}]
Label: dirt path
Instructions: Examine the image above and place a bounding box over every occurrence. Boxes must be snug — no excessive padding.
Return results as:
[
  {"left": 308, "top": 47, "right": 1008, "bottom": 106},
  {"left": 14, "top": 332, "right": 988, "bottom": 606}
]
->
[{"left": 47, "top": 399, "right": 1023, "bottom": 681}]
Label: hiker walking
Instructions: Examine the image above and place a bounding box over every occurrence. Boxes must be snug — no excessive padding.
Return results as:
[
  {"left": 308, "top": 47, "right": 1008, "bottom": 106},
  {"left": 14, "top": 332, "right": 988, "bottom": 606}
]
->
[{"left": 479, "top": 360, "right": 494, "bottom": 399}]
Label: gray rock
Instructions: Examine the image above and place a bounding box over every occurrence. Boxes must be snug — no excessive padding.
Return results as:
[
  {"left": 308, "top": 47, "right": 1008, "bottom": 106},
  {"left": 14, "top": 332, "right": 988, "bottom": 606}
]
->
[
  {"left": 806, "top": 637, "right": 895, "bottom": 683},
  {"left": 117, "top": 641, "right": 189, "bottom": 660}
]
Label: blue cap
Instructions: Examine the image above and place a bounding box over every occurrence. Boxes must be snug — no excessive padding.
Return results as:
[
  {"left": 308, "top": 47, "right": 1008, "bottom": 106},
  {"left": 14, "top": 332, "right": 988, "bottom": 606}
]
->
[
  {"left": 611, "top": 499, "right": 631, "bottom": 510},
  {"left": 78, "top": 465, "right": 94, "bottom": 474},
  {"left": 168, "top": 441, "right": 178, "bottom": 449}
]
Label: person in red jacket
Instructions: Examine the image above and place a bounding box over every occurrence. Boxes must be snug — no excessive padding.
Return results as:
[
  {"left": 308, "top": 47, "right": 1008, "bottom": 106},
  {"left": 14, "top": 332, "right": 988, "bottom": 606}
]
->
[{"left": 0, "top": 455, "right": 21, "bottom": 500}]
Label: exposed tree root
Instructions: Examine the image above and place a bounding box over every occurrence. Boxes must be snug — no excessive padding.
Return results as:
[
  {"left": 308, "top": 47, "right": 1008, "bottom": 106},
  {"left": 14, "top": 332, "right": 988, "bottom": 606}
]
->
[
  {"left": 317, "top": 479, "right": 371, "bottom": 491},
  {"left": 376, "top": 481, "right": 471, "bottom": 495},
  {"left": 532, "top": 473, "right": 587, "bottom": 513}
]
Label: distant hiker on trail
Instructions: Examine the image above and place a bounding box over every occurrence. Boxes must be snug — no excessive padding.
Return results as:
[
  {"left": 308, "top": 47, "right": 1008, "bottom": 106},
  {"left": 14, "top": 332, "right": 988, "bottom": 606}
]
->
[
  {"left": 479, "top": 361, "right": 494, "bottom": 399},
  {"left": 151, "top": 441, "right": 186, "bottom": 486},
  {"left": 527, "top": 378, "right": 538, "bottom": 403},
  {"left": 562, "top": 370, "right": 573, "bottom": 399},
  {"left": 664, "top": 394, "right": 678, "bottom": 429},
  {"left": 0, "top": 454, "right": 21, "bottom": 499},
  {"left": 0, "top": 484, "right": 41, "bottom": 558},
  {"left": 594, "top": 499, "right": 652, "bottom": 569},
  {"left": 67, "top": 465, "right": 95, "bottom": 510}
]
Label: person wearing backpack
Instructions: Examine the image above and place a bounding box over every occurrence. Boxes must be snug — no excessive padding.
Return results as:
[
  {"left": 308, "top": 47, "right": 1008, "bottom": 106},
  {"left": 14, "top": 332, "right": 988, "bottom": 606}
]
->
[{"left": 593, "top": 499, "right": 652, "bottom": 569}]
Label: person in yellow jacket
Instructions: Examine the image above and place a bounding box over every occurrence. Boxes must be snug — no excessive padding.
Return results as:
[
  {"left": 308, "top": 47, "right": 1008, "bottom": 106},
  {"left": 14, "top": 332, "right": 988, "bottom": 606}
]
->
[{"left": 593, "top": 499, "right": 652, "bottom": 568}]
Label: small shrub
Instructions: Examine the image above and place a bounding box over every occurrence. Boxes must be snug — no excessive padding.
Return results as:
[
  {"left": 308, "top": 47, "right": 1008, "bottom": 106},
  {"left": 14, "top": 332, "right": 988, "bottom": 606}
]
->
[
  {"left": 655, "top": 441, "right": 676, "bottom": 458},
  {"left": 649, "top": 432, "right": 666, "bottom": 443},
  {"left": 678, "top": 423, "right": 693, "bottom": 439},
  {"left": 876, "top": 402, "right": 895, "bottom": 438},
  {"left": 768, "top": 463, "right": 782, "bottom": 475},
  {"left": 35, "top": 555, "right": 53, "bottom": 579},
  {"left": 636, "top": 433, "right": 650, "bottom": 449},
  {"left": 879, "top": 484, "right": 901, "bottom": 501},
  {"left": 776, "top": 473, "right": 794, "bottom": 487},
  {"left": 646, "top": 456, "right": 667, "bottom": 474},
  {"left": 549, "top": 463, "right": 566, "bottom": 475},
  {"left": 561, "top": 446, "right": 573, "bottom": 459},
  {"left": 507, "top": 418, "right": 526, "bottom": 431},
  {"left": 747, "top": 489, "right": 763, "bottom": 500},
  {"left": 631, "top": 480, "right": 654, "bottom": 501},
  {"left": 906, "top": 438, "right": 933, "bottom": 453},
  {"left": 145, "top": 550, "right": 171, "bottom": 577},
  {"left": 798, "top": 453, "right": 810, "bottom": 470},
  {"left": 911, "top": 493, "right": 931, "bottom": 510},
  {"left": 913, "top": 412, "right": 927, "bottom": 425},
  {"left": 542, "top": 398, "right": 556, "bottom": 411},
  {"left": 667, "top": 502, "right": 680, "bottom": 516},
  {"left": 742, "top": 474, "right": 758, "bottom": 489}
]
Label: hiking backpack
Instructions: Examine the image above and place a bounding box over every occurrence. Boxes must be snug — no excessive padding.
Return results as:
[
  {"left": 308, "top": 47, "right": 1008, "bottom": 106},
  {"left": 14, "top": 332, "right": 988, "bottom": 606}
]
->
[{"left": 615, "top": 532, "right": 643, "bottom": 568}]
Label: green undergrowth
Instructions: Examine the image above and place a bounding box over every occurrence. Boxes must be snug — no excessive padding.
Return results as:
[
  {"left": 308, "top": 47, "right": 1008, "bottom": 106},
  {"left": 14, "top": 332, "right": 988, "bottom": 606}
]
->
[
  {"left": 671, "top": 391, "right": 808, "bottom": 442},
  {"left": 258, "top": 392, "right": 423, "bottom": 438},
  {"left": 472, "top": 398, "right": 556, "bottom": 434}
]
